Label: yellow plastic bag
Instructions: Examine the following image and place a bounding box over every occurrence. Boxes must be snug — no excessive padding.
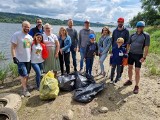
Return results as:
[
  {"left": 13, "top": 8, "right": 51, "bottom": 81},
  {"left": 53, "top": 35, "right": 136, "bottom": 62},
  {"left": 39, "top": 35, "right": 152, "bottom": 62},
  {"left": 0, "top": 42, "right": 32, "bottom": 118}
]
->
[{"left": 39, "top": 71, "right": 59, "bottom": 100}]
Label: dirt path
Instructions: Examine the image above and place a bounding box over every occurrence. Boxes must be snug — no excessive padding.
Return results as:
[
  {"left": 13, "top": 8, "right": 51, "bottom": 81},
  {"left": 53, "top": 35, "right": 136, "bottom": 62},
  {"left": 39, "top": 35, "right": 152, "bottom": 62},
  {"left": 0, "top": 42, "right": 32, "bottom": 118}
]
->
[{"left": 0, "top": 53, "right": 160, "bottom": 120}]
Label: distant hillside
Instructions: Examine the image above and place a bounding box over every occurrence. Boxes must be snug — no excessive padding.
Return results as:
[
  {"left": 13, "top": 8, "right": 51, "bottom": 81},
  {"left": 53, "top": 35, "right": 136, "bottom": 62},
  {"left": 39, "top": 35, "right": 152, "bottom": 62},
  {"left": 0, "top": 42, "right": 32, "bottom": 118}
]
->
[{"left": 0, "top": 12, "right": 113, "bottom": 27}]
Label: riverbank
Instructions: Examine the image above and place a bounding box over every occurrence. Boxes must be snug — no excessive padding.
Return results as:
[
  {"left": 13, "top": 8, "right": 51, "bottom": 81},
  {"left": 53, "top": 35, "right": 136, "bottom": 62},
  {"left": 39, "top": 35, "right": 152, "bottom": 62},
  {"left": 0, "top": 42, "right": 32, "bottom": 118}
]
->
[{"left": 0, "top": 26, "right": 160, "bottom": 120}]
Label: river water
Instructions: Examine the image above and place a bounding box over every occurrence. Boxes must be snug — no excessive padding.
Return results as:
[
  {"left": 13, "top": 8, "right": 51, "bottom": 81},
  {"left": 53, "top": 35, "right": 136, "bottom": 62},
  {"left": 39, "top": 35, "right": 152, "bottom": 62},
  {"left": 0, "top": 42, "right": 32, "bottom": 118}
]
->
[{"left": 0, "top": 23, "right": 115, "bottom": 61}]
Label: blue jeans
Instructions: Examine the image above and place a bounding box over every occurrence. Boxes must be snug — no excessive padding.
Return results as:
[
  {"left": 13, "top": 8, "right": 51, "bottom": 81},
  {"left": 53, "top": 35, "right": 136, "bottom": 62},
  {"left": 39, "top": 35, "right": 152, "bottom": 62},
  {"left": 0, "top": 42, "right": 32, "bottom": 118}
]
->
[
  {"left": 71, "top": 46, "right": 77, "bottom": 71},
  {"left": 111, "top": 64, "right": 122, "bottom": 81},
  {"left": 86, "top": 58, "right": 94, "bottom": 75},
  {"left": 99, "top": 53, "right": 107, "bottom": 73},
  {"left": 17, "top": 62, "right": 31, "bottom": 77},
  {"left": 31, "top": 63, "right": 43, "bottom": 88},
  {"left": 80, "top": 47, "right": 86, "bottom": 69}
]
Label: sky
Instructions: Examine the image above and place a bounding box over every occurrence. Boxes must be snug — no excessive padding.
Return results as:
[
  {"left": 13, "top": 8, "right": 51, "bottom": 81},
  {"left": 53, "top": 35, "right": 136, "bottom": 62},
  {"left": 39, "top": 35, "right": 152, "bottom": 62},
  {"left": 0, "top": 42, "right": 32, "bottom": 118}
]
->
[{"left": 0, "top": 0, "right": 142, "bottom": 23}]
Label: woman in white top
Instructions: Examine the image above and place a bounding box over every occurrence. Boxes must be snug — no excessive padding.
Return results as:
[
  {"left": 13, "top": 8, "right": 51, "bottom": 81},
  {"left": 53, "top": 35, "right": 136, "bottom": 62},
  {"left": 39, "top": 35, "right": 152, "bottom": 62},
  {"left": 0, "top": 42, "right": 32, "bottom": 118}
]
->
[
  {"left": 43, "top": 23, "right": 60, "bottom": 77},
  {"left": 31, "top": 33, "right": 47, "bottom": 89}
]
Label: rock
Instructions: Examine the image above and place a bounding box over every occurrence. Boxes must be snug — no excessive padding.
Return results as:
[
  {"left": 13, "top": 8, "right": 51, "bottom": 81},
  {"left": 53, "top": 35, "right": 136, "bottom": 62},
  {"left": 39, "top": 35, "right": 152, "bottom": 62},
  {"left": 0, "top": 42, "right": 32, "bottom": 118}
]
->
[
  {"left": 153, "top": 99, "right": 160, "bottom": 108},
  {"left": 109, "top": 97, "right": 115, "bottom": 101},
  {"left": 123, "top": 98, "right": 128, "bottom": 102},
  {"left": 99, "top": 107, "right": 109, "bottom": 113},
  {"left": 63, "top": 110, "right": 74, "bottom": 120}
]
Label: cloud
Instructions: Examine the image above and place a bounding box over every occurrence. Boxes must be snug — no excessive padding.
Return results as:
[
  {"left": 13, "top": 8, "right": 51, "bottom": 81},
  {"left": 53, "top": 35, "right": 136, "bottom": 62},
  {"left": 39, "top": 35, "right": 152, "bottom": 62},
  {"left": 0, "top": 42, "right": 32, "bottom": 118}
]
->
[{"left": 0, "top": 0, "right": 142, "bottom": 23}]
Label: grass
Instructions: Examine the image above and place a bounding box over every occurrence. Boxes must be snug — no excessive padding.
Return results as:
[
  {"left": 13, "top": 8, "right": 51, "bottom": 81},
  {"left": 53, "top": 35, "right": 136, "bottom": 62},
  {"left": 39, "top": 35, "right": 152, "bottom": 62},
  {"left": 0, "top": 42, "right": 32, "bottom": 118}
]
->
[
  {"left": 0, "top": 68, "right": 8, "bottom": 84},
  {"left": 0, "top": 51, "right": 6, "bottom": 60},
  {"left": 8, "top": 63, "right": 19, "bottom": 78}
]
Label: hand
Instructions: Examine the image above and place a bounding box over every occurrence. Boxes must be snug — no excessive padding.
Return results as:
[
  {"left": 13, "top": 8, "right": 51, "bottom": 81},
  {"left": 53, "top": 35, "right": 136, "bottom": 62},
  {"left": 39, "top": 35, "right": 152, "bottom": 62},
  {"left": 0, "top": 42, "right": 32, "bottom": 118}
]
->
[
  {"left": 60, "top": 49, "right": 63, "bottom": 55},
  {"left": 13, "top": 57, "right": 19, "bottom": 64},
  {"left": 140, "top": 57, "right": 145, "bottom": 63},
  {"left": 55, "top": 53, "right": 59, "bottom": 58},
  {"left": 74, "top": 48, "right": 77, "bottom": 52}
]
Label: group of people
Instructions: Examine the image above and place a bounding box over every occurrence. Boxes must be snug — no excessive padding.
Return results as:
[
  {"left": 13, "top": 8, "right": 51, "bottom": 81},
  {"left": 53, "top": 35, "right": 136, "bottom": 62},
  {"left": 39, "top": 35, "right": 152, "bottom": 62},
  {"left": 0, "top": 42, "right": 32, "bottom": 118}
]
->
[{"left": 10, "top": 17, "right": 150, "bottom": 97}]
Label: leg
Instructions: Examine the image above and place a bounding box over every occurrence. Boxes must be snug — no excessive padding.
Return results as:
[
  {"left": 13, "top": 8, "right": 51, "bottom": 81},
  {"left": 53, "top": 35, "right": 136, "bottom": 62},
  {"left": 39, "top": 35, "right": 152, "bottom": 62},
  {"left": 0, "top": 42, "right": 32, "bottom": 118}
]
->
[
  {"left": 86, "top": 58, "right": 90, "bottom": 74},
  {"left": 71, "top": 50, "right": 77, "bottom": 71},
  {"left": 135, "top": 68, "right": 141, "bottom": 86},
  {"left": 110, "top": 65, "right": 116, "bottom": 81},
  {"left": 115, "top": 65, "right": 122, "bottom": 82},
  {"left": 59, "top": 53, "right": 64, "bottom": 75},
  {"left": 99, "top": 54, "right": 107, "bottom": 73},
  {"left": 31, "top": 63, "right": 41, "bottom": 88},
  {"left": 64, "top": 52, "right": 70, "bottom": 74},
  {"left": 80, "top": 47, "right": 85, "bottom": 70},
  {"left": 89, "top": 58, "right": 94, "bottom": 75},
  {"left": 128, "top": 65, "right": 133, "bottom": 81},
  {"left": 120, "top": 66, "right": 124, "bottom": 78}
]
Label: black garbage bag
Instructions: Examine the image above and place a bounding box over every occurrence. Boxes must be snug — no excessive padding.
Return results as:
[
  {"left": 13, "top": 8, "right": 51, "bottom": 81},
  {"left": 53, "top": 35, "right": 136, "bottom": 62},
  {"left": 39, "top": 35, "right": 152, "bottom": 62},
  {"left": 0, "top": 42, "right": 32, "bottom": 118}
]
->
[
  {"left": 73, "top": 83, "right": 105, "bottom": 103},
  {"left": 74, "top": 73, "right": 95, "bottom": 89},
  {"left": 57, "top": 75, "right": 76, "bottom": 91}
]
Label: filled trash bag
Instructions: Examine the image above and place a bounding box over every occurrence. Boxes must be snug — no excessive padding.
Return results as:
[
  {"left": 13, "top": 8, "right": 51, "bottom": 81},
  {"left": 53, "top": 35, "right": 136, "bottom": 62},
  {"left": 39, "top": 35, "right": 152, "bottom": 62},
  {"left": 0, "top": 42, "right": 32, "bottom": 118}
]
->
[
  {"left": 74, "top": 73, "right": 95, "bottom": 89},
  {"left": 73, "top": 83, "right": 105, "bottom": 103},
  {"left": 57, "top": 75, "right": 76, "bottom": 91},
  {"left": 40, "top": 71, "right": 59, "bottom": 100}
]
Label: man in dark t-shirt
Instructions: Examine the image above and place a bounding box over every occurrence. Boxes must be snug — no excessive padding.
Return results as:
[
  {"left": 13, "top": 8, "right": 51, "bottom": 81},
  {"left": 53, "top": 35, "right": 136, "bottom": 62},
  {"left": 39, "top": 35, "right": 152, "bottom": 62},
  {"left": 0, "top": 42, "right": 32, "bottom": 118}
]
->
[{"left": 124, "top": 21, "right": 150, "bottom": 94}]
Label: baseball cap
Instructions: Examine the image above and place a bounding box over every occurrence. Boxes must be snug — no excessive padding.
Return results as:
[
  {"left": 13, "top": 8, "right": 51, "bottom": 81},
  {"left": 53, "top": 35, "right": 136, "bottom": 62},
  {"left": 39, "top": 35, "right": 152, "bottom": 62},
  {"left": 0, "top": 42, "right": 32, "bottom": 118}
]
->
[
  {"left": 84, "top": 19, "right": 90, "bottom": 23},
  {"left": 117, "top": 18, "right": 124, "bottom": 23},
  {"left": 89, "top": 34, "right": 95, "bottom": 39}
]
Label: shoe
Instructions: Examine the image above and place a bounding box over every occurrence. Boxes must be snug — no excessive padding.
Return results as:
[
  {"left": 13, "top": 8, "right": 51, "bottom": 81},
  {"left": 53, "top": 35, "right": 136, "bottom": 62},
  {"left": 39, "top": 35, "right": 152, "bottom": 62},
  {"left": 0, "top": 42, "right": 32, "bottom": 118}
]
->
[
  {"left": 27, "top": 85, "right": 35, "bottom": 90},
  {"left": 74, "top": 68, "right": 77, "bottom": 72},
  {"left": 114, "top": 79, "right": 118, "bottom": 83},
  {"left": 133, "top": 86, "right": 139, "bottom": 94},
  {"left": 123, "top": 80, "right": 132, "bottom": 86},
  {"left": 118, "top": 77, "right": 122, "bottom": 81},
  {"left": 110, "top": 80, "right": 115, "bottom": 84},
  {"left": 23, "top": 90, "right": 31, "bottom": 97}
]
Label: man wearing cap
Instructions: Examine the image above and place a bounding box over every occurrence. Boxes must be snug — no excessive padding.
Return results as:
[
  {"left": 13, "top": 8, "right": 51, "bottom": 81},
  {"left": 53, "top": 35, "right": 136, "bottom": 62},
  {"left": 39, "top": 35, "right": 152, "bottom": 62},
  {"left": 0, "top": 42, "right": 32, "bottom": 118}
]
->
[
  {"left": 124, "top": 21, "right": 150, "bottom": 94},
  {"left": 111, "top": 17, "right": 129, "bottom": 79},
  {"left": 66, "top": 19, "right": 78, "bottom": 71},
  {"left": 78, "top": 20, "right": 95, "bottom": 72},
  {"left": 29, "top": 18, "right": 44, "bottom": 37}
]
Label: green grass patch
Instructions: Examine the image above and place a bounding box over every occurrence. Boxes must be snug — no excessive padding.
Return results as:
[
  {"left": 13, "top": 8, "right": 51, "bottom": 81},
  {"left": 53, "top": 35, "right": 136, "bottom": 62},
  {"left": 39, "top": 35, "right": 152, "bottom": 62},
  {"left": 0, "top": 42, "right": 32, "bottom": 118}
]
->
[{"left": 8, "top": 63, "right": 19, "bottom": 78}]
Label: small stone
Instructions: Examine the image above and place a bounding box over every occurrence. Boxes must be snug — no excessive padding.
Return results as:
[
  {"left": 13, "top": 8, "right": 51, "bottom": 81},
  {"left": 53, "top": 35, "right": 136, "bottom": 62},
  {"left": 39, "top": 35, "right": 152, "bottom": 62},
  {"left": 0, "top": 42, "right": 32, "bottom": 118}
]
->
[
  {"left": 109, "top": 97, "right": 115, "bottom": 101},
  {"left": 21, "top": 95, "right": 25, "bottom": 98},
  {"left": 123, "top": 98, "right": 128, "bottom": 102},
  {"left": 0, "top": 86, "right": 4, "bottom": 89},
  {"left": 63, "top": 110, "right": 74, "bottom": 120},
  {"left": 153, "top": 99, "right": 160, "bottom": 108},
  {"left": 99, "top": 107, "right": 109, "bottom": 113}
]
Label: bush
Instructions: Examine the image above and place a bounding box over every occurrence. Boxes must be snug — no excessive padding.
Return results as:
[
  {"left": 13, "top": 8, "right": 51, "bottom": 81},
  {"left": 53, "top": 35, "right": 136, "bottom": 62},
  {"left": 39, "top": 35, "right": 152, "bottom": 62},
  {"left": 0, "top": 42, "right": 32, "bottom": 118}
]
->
[
  {"left": 8, "top": 63, "right": 19, "bottom": 78},
  {"left": 0, "top": 68, "right": 8, "bottom": 84}
]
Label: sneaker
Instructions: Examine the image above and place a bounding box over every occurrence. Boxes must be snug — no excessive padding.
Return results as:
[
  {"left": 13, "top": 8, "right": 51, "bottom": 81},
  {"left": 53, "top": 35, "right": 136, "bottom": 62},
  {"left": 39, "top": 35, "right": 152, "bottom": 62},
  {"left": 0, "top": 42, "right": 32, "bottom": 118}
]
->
[
  {"left": 23, "top": 90, "right": 31, "bottom": 97},
  {"left": 133, "top": 86, "right": 139, "bottom": 94},
  {"left": 110, "top": 80, "right": 115, "bottom": 84},
  {"left": 118, "top": 77, "right": 122, "bottom": 81},
  {"left": 123, "top": 80, "right": 132, "bottom": 86}
]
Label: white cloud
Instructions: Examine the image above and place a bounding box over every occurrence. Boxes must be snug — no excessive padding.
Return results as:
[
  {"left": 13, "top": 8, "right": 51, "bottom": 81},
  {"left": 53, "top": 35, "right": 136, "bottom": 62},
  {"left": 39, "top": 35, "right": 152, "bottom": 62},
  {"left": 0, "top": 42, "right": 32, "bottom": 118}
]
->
[{"left": 0, "top": 0, "right": 142, "bottom": 23}]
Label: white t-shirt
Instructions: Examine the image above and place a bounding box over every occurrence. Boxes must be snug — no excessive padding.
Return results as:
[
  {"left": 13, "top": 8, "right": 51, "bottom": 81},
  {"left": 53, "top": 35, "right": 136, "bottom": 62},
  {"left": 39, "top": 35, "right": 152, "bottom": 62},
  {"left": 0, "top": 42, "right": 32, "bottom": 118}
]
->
[
  {"left": 31, "top": 44, "right": 44, "bottom": 63},
  {"left": 43, "top": 33, "right": 58, "bottom": 47},
  {"left": 11, "top": 31, "right": 33, "bottom": 62}
]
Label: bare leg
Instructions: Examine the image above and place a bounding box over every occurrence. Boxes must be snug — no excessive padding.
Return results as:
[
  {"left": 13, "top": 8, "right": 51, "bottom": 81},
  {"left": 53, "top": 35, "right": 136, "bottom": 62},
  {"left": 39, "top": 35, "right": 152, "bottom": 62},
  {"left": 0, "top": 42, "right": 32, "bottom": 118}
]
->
[
  {"left": 128, "top": 65, "right": 133, "bottom": 81},
  {"left": 135, "top": 68, "right": 140, "bottom": 86},
  {"left": 21, "top": 77, "right": 28, "bottom": 90}
]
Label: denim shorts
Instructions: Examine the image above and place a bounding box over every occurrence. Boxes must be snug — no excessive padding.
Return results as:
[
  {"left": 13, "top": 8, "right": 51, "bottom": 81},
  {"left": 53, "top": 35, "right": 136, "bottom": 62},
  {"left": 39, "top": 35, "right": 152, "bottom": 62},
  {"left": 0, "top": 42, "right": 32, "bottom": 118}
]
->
[{"left": 17, "top": 62, "right": 31, "bottom": 77}]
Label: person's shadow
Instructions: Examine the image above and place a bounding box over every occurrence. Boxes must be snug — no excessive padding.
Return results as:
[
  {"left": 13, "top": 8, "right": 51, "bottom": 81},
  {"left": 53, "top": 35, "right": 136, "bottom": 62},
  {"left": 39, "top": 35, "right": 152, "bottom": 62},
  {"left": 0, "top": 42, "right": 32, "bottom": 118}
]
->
[{"left": 91, "top": 82, "right": 133, "bottom": 115}]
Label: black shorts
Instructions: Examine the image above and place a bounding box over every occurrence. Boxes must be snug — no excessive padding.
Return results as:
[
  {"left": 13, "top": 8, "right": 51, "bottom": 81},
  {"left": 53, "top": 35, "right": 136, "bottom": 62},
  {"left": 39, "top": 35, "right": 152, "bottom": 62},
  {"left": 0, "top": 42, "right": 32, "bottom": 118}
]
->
[{"left": 128, "top": 53, "right": 143, "bottom": 68}]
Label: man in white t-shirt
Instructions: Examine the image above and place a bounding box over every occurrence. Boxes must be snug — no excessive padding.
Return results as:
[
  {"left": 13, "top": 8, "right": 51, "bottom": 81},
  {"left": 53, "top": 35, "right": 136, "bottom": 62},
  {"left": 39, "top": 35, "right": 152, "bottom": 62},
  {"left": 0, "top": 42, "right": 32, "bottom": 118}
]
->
[{"left": 11, "top": 21, "right": 33, "bottom": 97}]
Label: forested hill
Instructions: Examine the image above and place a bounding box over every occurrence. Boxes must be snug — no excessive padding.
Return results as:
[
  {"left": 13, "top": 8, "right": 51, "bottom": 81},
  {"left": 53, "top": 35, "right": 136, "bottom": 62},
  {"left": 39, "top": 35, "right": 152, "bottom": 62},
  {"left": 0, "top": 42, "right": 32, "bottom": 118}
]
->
[{"left": 0, "top": 12, "right": 111, "bottom": 27}]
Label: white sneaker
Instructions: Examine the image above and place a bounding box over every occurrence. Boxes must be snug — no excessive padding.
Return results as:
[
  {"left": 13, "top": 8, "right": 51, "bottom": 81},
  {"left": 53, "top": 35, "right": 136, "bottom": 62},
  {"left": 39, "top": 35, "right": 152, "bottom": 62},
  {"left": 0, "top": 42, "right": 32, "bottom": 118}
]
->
[
  {"left": 23, "top": 90, "right": 31, "bottom": 97},
  {"left": 110, "top": 81, "right": 115, "bottom": 84}
]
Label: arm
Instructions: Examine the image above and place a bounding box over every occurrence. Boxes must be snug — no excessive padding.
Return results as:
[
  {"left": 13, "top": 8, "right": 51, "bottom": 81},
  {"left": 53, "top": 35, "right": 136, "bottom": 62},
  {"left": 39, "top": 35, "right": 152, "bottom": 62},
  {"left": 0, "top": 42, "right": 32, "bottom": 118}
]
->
[
  {"left": 11, "top": 43, "right": 17, "bottom": 58},
  {"left": 75, "top": 30, "right": 78, "bottom": 48},
  {"left": 143, "top": 46, "right": 149, "bottom": 58},
  {"left": 101, "top": 37, "right": 112, "bottom": 55},
  {"left": 55, "top": 40, "right": 60, "bottom": 58},
  {"left": 123, "top": 30, "right": 129, "bottom": 47},
  {"left": 78, "top": 30, "right": 81, "bottom": 49},
  {"left": 95, "top": 43, "right": 99, "bottom": 56},
  {"left": 62, "top": 37, "right": 72, "bottom": 52}
]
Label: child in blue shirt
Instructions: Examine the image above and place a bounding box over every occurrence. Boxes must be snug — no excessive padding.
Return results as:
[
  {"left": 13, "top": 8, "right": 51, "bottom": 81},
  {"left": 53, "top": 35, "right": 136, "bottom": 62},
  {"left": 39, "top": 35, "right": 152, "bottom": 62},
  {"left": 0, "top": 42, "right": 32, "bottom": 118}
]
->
[
  {"left": 110, "top": 37, "right": 128, "bottom": 83},
  {"left": 85, "top": 34, "right": 98, "bottom": 76}
]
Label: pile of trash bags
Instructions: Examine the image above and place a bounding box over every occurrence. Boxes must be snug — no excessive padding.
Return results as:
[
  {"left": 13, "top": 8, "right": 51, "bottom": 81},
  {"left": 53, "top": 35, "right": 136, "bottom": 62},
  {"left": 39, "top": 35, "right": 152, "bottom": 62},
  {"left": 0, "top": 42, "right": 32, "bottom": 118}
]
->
[
  {"left": 40, "top": 71, "right": 104, "bottom": 103},
  {"left": 58, "top": 72, "right": 105, "bottom": 103}
]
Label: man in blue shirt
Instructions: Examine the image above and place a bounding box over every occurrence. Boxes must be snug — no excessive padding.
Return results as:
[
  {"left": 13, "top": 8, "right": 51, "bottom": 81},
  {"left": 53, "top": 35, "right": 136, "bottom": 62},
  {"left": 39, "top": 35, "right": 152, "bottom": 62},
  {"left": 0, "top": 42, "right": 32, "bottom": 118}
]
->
[{"left": 29, "top": 18, "right": 44, "bottom": 37}]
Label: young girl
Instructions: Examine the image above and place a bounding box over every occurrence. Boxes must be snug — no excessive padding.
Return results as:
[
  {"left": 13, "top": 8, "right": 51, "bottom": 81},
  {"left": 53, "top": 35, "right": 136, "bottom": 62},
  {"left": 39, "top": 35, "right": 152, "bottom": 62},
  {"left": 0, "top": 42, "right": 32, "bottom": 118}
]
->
[
  {"left": 110, "top": 37, "right": 128, "bottom": 83},
  {"left": 58, "top": 27, "right": 72, "bottom": 75},
  {"left": 31, "top": 33, "right": 48, "bottom": 89},
  {"left": 98, "top": 26, "right": 112, "bottom": 77}
]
